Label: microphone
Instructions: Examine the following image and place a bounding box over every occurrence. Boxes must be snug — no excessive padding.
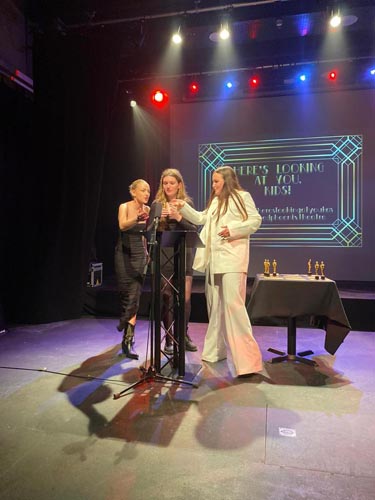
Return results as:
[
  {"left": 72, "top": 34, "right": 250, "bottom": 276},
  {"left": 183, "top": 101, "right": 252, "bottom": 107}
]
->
[
  {"left": 146, "top": 201, "right": 162, "bottom": 231},
  {"left": 153, "top": 201, "right": 162, "bottom": 221}
]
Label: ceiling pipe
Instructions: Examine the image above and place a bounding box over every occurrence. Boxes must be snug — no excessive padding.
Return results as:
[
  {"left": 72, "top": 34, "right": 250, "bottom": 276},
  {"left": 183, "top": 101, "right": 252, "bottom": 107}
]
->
[
  {"left": 66, "top": 0, "right": 289, "bottom": 29},
  {"left": 118, "top": 55, "right": 374, "bottom": 84}
]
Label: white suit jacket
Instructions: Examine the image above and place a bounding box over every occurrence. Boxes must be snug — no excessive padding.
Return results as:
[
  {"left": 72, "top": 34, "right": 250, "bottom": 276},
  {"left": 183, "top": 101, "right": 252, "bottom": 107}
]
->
[{"left": 180, "top": 191, "right": 261, "bottom": 274}]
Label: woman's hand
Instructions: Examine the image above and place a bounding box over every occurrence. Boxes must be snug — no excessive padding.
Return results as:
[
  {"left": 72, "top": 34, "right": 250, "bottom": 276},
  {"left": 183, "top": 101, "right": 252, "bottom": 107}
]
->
[
  {"left": 137, "top": 208, "right": 149, "bottom": 222},
  {"left": 161, "top": 205, "right": 170, "bottom": 218},
  {"left": 218, "top": 225, "right": 230, "bottom": 239},
  {"left": 170, "top": 199, "right": 185, "bottom": 210},
  {"left": 168, "top": 202, "right": 182, "bottom": 222}
]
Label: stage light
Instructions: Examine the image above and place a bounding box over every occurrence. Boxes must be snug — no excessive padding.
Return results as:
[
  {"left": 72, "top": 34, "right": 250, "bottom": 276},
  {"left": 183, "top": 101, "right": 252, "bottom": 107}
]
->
[
  {"left": 209, "top": 18, "right": 231, "bottom": 42},
  {"left": 370, "top": 68, "right": 375, "bottom": 76},
  {"left": 299, "top": 74, "right": 307, "bottom": 82},
  {"left": 225, "top": 81, "right": 233, "bottom": 89},
  {"left": 189, "top": 82, "right": 199, "bottom": 94},
  {"left": 219, "top": 25, "right": 230, "bottom": 40},
  {"left": 249, "top": 76, "right": 260, "bottom": 88},
  {"left": 151, "top": 89, "right": 169, "bottom": 107},
  {"left": 330, "top": 14, "right": 342, "bottom": 28},
  {"left": 297, "top": 14, "right": 311, "bottom": 37},
  {"left": 171, "top": 28, "right": 182, "bottom": 45},
  {"left": 130, "top": 100, "right": 137, "bottom": 107},
  {"left": 328, "top": 71, "right": 337, "bottom": 81},
  {"left": 172, "top": 33, "right": 182, "bottom": 44}
]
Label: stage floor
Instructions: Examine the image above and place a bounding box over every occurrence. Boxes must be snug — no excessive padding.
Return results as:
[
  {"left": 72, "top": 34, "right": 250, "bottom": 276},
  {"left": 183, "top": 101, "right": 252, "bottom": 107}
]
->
[{"left": 0, "top": 318, "right": 374, "bottom": 499}]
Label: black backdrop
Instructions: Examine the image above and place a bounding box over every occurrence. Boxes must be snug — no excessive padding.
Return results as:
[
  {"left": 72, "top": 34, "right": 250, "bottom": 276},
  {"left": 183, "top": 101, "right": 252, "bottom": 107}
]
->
[
  {"left": 1, "top": 31, "right": 170, "bottom": 324},
  {"left": 1, "top": 81, "right": 34, "bottom": 324},
  {"left": 1, "top": 31, "right": 169, "bottom": 324}
]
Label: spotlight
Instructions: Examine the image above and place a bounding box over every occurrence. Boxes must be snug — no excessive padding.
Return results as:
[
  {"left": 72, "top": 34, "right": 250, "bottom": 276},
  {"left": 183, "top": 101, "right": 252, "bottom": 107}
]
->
[
  {"left": 249, "top": 76, "right": 260, "bottom": 88},
  {"left": 151, "top": 89, "right": 169, "bottom": 107},
  {"left": 219, "top": 26, "right": 230, "bottom": 40},
  {"left": 330, "top": 14, "right": 342, "bottom": 28},
  {"left": 225, "top": 81, "right": 233, "bottom": 89},
  {"left": 370, "top": 68, "right": 375, "bottom": 76},
  {"left": 130, "top": 100, "right": 137, "bottom": 107},
  {"left": 189, "top": 82, "right": 199, "bottom": 94},
  {"left": 171, "top": 28, "right": 182, "bottom": 45},
  {"left": 298, "top": 14, "right": 311, "bottom": 37},
  {"left": 328, "top": 71, "right": 337, "bottom": 81},
  {"left": 299, "top": 74, "right": 307, "bottom": 82}
]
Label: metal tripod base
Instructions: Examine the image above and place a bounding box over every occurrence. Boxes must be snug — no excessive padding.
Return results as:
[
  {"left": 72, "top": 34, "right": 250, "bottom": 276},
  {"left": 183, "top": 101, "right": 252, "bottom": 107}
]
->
[{"left": 113, "top": 365, "right": 198, "bottom": 400}]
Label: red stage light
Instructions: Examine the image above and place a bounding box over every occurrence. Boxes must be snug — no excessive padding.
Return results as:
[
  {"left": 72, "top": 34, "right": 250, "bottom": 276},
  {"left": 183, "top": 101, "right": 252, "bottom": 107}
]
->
[
  {"left": 151, "top": 89, "right": 169, "bottom": 107},
  {"left": 189, "top": 82, "right": 199, "bottom": 94},
  {"left": 249, "top": 76, "right": 260, "bottom": 88},
  {"left": 328, "top": 71, "right": 337, "bottom": 81}
]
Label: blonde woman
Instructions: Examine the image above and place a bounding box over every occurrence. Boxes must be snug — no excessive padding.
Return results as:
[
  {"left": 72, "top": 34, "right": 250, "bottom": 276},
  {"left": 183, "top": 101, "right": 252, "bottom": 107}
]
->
[
  {"left": 114, "top": 179, "right": 150, "bottom": 359},
  {"left": 154, "top": 168, "right": 197, "bottom": 355},
  {"left": 172, "top": 166, "right": 262, "bottom": 377}
]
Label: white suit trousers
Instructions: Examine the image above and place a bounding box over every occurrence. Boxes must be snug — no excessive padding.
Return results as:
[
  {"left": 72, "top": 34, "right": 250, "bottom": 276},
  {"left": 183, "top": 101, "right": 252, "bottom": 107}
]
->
[{"left": 202, "top": 272, "right": 263, "bottom": 376}]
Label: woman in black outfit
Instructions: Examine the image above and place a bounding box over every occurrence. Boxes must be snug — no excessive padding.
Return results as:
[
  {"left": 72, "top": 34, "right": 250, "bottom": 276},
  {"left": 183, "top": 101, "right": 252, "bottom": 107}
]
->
[
  {"left": 154, "top": 169, "right": 198, "bottom": 355},
  {"left": 114, "top": 179, "right": 150, "bottom": 359}
]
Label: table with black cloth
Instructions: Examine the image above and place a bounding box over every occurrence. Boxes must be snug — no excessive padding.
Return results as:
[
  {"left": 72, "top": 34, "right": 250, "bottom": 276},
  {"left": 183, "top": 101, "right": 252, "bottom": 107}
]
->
[{"left": 247, "top": 274, "right": 351, "bottom": 365}]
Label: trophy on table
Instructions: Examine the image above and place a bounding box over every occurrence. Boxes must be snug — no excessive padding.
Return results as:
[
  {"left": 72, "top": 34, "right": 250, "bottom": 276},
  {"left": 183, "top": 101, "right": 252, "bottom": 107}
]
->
[
  {"left": 314, "top": 261, "right": 320, "bottom": 280},
  {"left": 307, "top": 259, "right": 312, "bottom": 276},
  {"left": 263, "top": 259, "right": 270, "bottom": 277},
  {"left": 272, "top": 259, "right": 278, "bottom": 276},
  {"left": 320, "top": 261, "right": 326, "bottom": 280}
]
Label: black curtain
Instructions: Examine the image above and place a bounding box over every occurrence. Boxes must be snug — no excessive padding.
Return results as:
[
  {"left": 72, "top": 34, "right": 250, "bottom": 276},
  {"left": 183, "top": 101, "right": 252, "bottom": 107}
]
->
[
  {"left": 2, "top": 31, "right": 122, "bottom": 324},
  {"left": 0, "top": 81, "right": 34, "bottom": 326},
  {"left": 1, "top": 28, "right": 172, "bottom": 324}
]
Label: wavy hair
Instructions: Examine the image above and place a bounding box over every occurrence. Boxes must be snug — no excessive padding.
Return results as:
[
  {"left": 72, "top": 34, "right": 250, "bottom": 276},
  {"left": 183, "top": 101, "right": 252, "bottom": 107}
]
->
[
  {"left": 207, "top": 166, "right": 248, "bottom": 222},
  {"left": 155, "top": 168, "right": 192, "bottom": 204}
]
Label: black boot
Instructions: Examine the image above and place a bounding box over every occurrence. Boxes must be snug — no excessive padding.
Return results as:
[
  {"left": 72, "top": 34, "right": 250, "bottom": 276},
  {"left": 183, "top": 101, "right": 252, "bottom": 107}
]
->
[
  {"left": 122, "top": 323, "right": 139, "bottom": 360},
  {"left": 116, "top": 318, "right": 126, "bottom": 332},
  {"left": 185, "top": 330, "right": 197, "bottom": 352}
]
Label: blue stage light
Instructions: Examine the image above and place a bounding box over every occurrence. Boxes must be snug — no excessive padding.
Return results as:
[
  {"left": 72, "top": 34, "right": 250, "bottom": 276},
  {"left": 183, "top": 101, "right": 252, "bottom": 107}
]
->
[{"left": 226, "top": 81, "right": 233, "bottom": 89}]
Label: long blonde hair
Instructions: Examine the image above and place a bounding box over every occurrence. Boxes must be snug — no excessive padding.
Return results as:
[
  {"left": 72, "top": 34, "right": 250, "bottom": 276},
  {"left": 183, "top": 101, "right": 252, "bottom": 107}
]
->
[
  {"left": 155, "top": 168, "right": 192, "bottom": 204},
  {"left": 207, "top": 166, "right": 248, "bottom": 222}
]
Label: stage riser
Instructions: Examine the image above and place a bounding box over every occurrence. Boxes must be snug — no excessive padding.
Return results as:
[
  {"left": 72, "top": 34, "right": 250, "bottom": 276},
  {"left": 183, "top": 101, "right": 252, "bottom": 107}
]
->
[{"left": 84, "top": 289, "right": 374, "bottom": 332}]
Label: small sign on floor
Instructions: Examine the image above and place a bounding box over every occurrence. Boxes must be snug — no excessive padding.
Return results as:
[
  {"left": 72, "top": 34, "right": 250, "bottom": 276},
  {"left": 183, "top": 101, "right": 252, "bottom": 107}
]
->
[{"left": 279, "top": 427, "right": 297, "bottom": 437}]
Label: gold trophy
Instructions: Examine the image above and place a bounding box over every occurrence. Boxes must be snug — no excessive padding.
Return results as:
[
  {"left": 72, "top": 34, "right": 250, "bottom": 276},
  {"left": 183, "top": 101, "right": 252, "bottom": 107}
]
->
[
  {"left": 272, "top": 259, "right": 277, "bottom": 276},
  {"left": 314, "top": 260, "right": 320, "bottom": 280},
  {"left": 263, "top": 259, "right": 270, "bottom": 277},
  {"left": 320, "top": 261, "right": 326, "bottom": 280},
  {"left": 307, "top": 259, "right": 312, "bottom": 276}
]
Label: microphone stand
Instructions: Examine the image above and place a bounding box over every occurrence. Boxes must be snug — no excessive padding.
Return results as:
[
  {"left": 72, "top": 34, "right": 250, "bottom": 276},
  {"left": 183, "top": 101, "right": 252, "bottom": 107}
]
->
[{"left": 113, "top": 216, "right": 197, "bottom": 399}]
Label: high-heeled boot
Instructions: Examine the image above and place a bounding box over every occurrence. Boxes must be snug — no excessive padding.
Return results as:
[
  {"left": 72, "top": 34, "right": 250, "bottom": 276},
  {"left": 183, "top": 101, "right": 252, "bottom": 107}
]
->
[{"left": 122, "top": 323, "right": 139, "bottom": 360}]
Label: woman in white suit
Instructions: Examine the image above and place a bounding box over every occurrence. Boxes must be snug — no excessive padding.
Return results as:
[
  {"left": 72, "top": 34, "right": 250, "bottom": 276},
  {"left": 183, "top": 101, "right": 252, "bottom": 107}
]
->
[{"left": 171, "top": 166, "right": 263, "bottom": 377}]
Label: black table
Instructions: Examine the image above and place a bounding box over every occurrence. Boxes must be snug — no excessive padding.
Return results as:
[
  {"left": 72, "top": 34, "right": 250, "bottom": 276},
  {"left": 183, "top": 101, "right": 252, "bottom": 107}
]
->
[{"left": 247, "top": 274, "right": 351, "bottom": 365}]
